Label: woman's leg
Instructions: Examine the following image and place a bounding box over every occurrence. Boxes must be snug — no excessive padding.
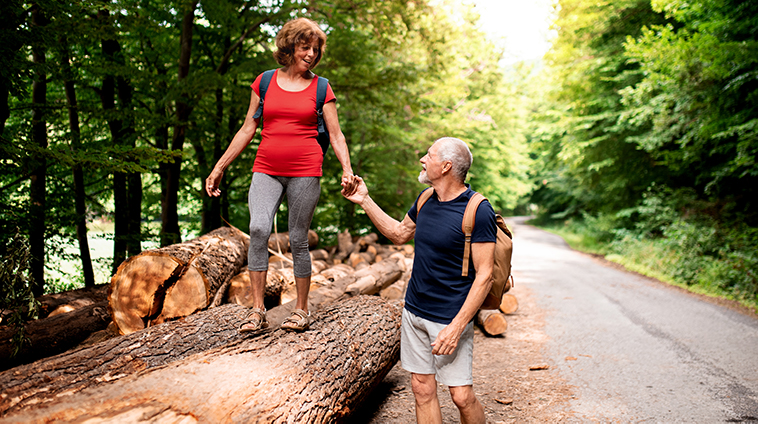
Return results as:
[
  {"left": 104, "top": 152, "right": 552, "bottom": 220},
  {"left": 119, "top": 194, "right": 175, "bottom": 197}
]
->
[
  {"left": 284, "top": 176, "right": 320, "bottom": 313},
  {"left": 247, "top": 173, "right": 285, "bottom": 309}
]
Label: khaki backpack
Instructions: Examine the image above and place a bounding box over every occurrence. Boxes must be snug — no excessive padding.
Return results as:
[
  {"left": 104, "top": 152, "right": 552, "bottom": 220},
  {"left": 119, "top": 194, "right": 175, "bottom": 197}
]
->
[{"left": 416, "top": 188, "right": 513, "bottom": 310}]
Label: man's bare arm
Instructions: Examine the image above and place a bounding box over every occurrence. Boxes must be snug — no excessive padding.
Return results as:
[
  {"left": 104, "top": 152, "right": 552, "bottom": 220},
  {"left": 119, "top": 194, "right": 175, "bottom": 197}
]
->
[{"left": 342, "top": 176, "right": 416, "bottom": 245}]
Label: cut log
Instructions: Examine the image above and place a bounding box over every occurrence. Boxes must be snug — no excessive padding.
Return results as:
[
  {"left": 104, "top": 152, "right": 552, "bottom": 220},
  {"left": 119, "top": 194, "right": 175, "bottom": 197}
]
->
[
  {"left": 310, "top": 248, "right": 330, "bottom": 262},
  {"left": 334, "top": 229, "right": 356, "bottom": 262},
  {"left": 267, "top": 229, "right": 319, "bottom": 253},
  {"left": 107, "top": 226, "right": 248, "bottom": 335},
  {"left": 345, "top": 259, "right": 403, "bottom": 296},
  {"left": 0, "top": 296, "right": 401, "bottom": 423},
  {"left": 37, "top": 284, "right": 109, "bottom": 318},
  {"left": 0, "top": 301, "right": 111, "bottom": 371},
  {"left": 499, "top": 293, "right": 519, "bottom": 315},
  {"left": 0, "top": 258, "right": 402, "bottom": 416},
  {"left": 476, "top": 309, "right": 508, "bottom": 336},
  {"left": 380, "top": 260, "right": 413, "bottom": 301},
  {"left": 225, "top": 266, "right": 287, "bottom": 309}
]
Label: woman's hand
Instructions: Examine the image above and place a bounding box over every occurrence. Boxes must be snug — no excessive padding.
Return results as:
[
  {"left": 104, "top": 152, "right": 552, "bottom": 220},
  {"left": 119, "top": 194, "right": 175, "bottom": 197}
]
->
[
  {"left": 341, "top": 171, "right": 359, "bottom": 197},
  {"left": 205, "top": 169, "right": 223, "bottom": 197}
]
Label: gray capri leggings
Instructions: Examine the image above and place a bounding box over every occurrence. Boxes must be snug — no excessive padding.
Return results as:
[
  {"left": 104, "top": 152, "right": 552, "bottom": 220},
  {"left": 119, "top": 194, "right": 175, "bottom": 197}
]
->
[{"left": 248, "top": 172, "right": 320, "bottom": 278}]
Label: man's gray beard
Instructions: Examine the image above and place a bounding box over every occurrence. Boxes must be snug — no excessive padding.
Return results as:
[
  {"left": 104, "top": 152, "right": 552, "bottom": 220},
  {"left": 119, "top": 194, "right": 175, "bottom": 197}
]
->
[{"left": 418, "top": 171, "right": 431, "bottom": 185}]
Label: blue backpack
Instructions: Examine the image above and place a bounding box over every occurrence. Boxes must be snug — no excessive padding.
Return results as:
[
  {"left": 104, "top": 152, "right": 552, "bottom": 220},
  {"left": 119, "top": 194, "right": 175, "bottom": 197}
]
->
[{"left": 252, "top": 69, "right": 331, "bottom": 156}]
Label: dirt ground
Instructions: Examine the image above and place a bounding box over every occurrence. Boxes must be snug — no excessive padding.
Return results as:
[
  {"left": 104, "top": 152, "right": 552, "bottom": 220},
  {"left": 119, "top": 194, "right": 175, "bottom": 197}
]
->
[{"left": 347, "top": 283, "right": 576, "bottom": 423}]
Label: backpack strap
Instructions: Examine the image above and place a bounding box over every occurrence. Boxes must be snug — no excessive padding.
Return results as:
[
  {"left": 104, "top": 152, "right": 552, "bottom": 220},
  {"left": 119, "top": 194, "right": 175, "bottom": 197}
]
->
[
  {"left": 252, "top": 69, "right": 276, "bottom": 125},
  {"left": 415, "top": 187, "right": 434, "bottom": 212},
  {"left": 461, "top": 192, "right": 486, "bottom": 277},
  {"left": 315, "top": 76, "right": 330, "bottom": 155}
]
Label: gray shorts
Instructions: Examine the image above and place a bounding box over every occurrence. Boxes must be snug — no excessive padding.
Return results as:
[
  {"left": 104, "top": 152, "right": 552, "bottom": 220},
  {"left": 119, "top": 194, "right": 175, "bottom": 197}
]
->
[{"left": 400, "top": 308, "right": 474, "bottom": 387}]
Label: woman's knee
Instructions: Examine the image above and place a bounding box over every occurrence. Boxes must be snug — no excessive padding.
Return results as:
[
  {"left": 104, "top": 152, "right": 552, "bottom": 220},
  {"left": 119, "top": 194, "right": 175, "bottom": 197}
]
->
[{"left": 248, "top": 222, "right": 270, "bottom": 241}]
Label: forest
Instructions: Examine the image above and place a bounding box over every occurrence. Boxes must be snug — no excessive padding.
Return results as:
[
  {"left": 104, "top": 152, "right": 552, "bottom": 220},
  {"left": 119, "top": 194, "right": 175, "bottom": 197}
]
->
[{"left": 1, "top": 0, "right": 756, "bottom": 329}]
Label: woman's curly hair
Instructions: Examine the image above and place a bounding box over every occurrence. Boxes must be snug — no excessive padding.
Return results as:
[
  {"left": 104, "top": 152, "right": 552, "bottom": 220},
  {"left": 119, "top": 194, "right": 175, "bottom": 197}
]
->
[{"left": 274, "top": 18, "right": 327, "bottom": 69}]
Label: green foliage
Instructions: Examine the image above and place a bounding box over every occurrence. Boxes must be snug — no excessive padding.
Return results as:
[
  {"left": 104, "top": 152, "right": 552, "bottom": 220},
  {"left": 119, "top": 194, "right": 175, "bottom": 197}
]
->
[{"left": 0, "top": 230, "right": 40, "bottom": 356}]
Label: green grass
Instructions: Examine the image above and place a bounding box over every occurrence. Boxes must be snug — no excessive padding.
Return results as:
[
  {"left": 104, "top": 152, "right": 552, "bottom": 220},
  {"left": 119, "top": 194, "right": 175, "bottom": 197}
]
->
[{"left": 532, "top": 220, "right": 758, "bottom": 314}]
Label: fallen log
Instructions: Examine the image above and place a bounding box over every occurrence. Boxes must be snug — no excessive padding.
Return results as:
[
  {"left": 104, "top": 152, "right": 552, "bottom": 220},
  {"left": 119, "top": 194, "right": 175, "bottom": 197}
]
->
[
  {"left": 499, "top": 293, "right": 519, "bottom": 315},
  {"left": 0, "top": 301, "right": 110, "bottom": 371},
  {"left": 108, "top": 226, "right": 248, "bottom": 335},
  {"left": 476, "top": 309, "right": 508, "bottom": 336},
  {"left": 0, "top": 258, "right": 402, "bottom": 416},
  {"left": 0, "top": 296, "right": 401, "bottom": 424}
]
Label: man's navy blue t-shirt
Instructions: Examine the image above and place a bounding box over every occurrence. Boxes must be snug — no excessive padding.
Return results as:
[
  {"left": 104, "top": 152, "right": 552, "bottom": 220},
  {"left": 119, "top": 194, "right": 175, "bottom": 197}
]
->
[{"left": 405, "top": 186, "right": 497, "bottom": 325}]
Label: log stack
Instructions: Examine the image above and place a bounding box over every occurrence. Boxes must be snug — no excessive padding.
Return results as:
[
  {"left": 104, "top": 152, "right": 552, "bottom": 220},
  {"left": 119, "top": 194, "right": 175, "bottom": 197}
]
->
[{"left": 108, "top": 226, "right": 249, "bottom": 334}]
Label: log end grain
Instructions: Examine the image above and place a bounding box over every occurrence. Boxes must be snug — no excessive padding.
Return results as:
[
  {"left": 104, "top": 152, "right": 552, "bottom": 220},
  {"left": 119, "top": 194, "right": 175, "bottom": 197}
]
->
[
  {"left": 499, "top": 294, "right": 519, "bottom": 315},
  {"left": 108, "top": 253, "right": 209, "bottom": 334}
]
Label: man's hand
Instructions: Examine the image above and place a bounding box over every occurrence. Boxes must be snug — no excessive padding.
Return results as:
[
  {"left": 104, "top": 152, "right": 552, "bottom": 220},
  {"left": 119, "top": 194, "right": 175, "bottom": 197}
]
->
[
  {"left": 431, "top": 321, "right": 465, "bottom": 356},
  {"left": 341, "top": 175, "right": 367, "bottom": 204}
]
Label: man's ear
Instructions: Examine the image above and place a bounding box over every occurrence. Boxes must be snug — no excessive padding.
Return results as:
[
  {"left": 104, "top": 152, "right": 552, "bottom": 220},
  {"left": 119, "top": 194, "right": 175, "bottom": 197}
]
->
[{"left": 441, "top": 161, "right": 453, "bottom": 174}]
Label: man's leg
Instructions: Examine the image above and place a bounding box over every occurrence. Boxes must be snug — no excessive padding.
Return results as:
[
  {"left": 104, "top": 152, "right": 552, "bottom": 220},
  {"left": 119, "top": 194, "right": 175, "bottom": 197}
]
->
[
  {"left": 411, "top": 373, "right": 442, "bottom": 424},
  {"left": 449, "top": 385, "right": 485, "bottom": 424}
]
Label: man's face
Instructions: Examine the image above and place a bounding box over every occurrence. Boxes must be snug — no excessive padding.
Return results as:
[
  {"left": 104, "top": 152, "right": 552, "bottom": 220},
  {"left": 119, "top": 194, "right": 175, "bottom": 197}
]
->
[{"left": 418, "top": 142, "right": 448, "bottom": 185}]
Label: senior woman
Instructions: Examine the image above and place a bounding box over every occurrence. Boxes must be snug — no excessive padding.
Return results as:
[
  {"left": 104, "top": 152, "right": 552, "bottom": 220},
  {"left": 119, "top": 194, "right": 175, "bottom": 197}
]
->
[{"left": 205, "top": 17, "right": 357, "bottom": 333}]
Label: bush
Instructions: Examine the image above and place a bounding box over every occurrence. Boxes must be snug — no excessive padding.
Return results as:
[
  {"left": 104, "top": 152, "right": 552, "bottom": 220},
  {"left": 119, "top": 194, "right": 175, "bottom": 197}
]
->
[{"left": 0, "top": 230, "right": 40, "bottom": 356}]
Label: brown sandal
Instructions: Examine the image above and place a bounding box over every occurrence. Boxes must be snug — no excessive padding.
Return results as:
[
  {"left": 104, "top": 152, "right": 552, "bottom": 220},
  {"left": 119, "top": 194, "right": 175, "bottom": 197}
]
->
[
  {"left": 239, "top": 307, "right": 268, "bottom": 333},
  {"left": 281, "top": 309, "right": 310, "bottom": 332}
]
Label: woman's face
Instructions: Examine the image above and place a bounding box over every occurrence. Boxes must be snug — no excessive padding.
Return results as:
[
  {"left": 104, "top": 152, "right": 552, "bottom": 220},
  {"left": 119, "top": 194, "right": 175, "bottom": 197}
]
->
[{"left": 292, "top": 37, "right": 320, "bottom": 72}]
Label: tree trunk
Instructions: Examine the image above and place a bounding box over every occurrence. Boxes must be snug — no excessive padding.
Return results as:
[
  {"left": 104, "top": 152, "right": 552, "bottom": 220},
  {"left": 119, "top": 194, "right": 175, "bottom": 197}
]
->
[
  {"left": 0, "top": 296, "right": 400, "bottom": 423},
  {"left": 476, "top": 309, "right": 508, "bottom": 336},
  {"left": 29, "top": 3, "right": 48, "bottom": 297},
  {"left": 61, "top": 41, "right": 96, "bottom": 288},
  {"left": 108, "top": 226, "right": 248, "bottom": 334},
  {"left": 0, "top": 258, "right": 403, "bottom": 416},
  {"left": 37, "top": 284, "right": 110, "bottom": 318},
  {"left": 161, "top": 0, "right": 198, "bottom": 246},
  {"left": 0, "top": 301, "right": 111, "bottom": 371}
]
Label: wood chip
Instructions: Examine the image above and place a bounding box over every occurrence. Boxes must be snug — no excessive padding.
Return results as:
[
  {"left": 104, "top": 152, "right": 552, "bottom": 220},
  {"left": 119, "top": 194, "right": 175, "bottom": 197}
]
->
[
  {"left": 565, "top": 356, "right": 577, "bottom": 361},
  {"left": 495, "top": 398, "right": 514, "bottom": 405},
  {"left": 529, "top": 364, "right": 549, "bottom": 371}
]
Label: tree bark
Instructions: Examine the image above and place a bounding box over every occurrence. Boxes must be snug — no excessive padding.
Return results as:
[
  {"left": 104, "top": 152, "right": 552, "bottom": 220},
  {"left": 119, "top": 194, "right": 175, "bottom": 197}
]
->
[
  {"left": 61, "top": 41, "right": 96, "bottom": 288},
  {"left": 108, "top": 226, "right": 248, "bottom": 334},
  {"left": 0, "top": 296, "right": 401, "bottom": 424},
  {"left": 0, "top": 301, "right": 111, "bottom": 371},
  {"left": 29, "top": 3, "right": 48, "bottom": 297},
  {"left": 161, "top": 0, "right": 198, "bottom": 246},
  {"left": 0, "top": 258, "right": 403, "bottom": 416}
]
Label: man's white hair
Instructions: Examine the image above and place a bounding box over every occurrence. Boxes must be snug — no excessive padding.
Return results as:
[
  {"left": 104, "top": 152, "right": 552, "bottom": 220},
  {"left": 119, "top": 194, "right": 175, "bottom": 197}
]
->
[{"left": 435, "top": 137, "right": 473, "bottom": 182}]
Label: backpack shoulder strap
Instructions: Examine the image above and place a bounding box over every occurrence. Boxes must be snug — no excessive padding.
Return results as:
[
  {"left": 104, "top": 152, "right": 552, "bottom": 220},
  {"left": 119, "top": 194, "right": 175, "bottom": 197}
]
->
[
  {"left": 416, "top": 187, "right": 434, "bottom": 213},
  {"left": 252, "top": 69, "right": 276, "bottom": 121},
  {"left": 461, "top": 192, "right": 486, "bottom": 277},
  {"left": 316, "top": 75, "right": 329, "bottom": 134}
]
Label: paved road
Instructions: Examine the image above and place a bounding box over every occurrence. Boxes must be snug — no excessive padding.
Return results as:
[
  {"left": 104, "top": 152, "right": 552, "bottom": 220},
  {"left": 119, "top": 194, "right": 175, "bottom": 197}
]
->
[{"left": 509, "top": 217, "right": 758, "bottom": 423}]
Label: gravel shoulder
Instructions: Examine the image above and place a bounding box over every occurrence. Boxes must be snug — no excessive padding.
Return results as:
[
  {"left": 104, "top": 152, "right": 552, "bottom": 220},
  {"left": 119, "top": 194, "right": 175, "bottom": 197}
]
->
[{"left": 348, "top": 282, "right": 575, "bottom": 423}]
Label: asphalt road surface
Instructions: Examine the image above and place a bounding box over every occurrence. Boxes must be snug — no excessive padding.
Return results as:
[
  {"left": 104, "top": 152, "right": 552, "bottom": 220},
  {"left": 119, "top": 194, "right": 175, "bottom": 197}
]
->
[{"left": 510, "top": 217, "right": 758, "bottom": 422}]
